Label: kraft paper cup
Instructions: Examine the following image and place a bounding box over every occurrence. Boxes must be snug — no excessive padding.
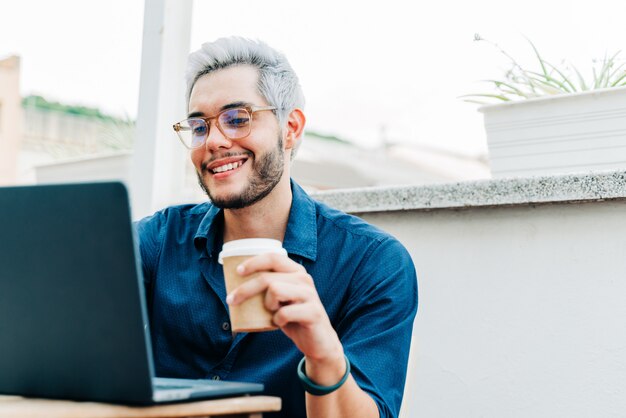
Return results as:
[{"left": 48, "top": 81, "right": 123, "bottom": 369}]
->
[{"left": 218, "top": 239, "right": 287, "bottom": 332}]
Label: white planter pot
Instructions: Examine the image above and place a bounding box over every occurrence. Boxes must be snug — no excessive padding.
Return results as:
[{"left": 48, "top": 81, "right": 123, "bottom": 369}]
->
[{"left": 479, "top": 86, "right": 626, "bottom": 177}]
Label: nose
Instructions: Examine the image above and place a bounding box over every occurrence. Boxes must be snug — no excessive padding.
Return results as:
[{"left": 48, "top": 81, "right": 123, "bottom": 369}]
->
[{"left": 204, "top": 121, "right": 232, "bottom": 152}]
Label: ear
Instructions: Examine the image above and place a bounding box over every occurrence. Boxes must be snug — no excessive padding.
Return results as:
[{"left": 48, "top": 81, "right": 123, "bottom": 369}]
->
[{"left": 284, "top": 108, "right": 306, "bottom": 150}]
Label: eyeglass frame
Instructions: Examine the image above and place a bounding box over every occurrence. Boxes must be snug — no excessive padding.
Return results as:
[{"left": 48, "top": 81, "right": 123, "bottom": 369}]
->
[{"left": 172, "top": 104, "right": 278, "bottom": 150}]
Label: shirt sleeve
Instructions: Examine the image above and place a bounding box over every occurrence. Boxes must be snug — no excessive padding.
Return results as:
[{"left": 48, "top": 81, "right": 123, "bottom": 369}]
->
[{"left": 335, "top": 236, "right": 418, "bottom": 418}]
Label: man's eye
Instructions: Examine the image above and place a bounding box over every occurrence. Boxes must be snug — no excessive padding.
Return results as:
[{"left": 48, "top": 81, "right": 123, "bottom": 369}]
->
[
  {"left": 192, "top": 124, "right": 207, "bottom": 135},
  {"left": 225, "top": 117, "right": 250, "bottom": 127}
]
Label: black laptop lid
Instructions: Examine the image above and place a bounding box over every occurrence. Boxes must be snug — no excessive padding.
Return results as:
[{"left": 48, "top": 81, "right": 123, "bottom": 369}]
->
[{"left": 0, "top": 182, "right": 155, "bottom": 403}]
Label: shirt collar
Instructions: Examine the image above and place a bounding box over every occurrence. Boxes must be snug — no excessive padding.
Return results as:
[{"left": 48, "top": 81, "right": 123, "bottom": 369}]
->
[
  {"left": 192, "top": 179, "right": 318, "bottom": 261},
  {"left": 193, "top": 204, "right": 223, "bottom": 258},
  {"left": 283, "top": 179, "right": 317, "bottom": 261}
]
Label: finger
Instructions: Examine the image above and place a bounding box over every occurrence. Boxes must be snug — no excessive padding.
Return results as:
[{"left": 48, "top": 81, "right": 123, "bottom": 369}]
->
[
  {"left": 237, "top": 252, "right": 305, "bottom": 276},
  {"left": 273, "top": 302, "right": 323, "bottom": 328},
  {"left": 227, "top": 272, "right": 297, "bottom": 306},
  {"left": 264, "top": 281, "right": 313, "bottom": 312}
]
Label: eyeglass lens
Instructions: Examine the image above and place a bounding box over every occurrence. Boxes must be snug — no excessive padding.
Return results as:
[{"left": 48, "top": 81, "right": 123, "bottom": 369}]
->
[{"left": 183, "top": 108, "right": 252, "bottom": 148}]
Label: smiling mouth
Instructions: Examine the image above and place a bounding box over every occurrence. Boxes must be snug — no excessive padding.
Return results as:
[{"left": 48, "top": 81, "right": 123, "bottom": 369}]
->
[{"left": 211, "top": 160, "right": 245, "bottom": 174}]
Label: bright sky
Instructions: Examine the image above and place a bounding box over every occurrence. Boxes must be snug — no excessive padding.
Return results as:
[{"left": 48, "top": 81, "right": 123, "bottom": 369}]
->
[{"left": 2, "top": 0, "right": 626, "bottom": 156}]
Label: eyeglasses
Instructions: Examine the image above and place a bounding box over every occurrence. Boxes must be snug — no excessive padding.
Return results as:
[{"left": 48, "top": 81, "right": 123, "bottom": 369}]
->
[{"left": 173, "top": 105, "right": 277, "bottom": 149}]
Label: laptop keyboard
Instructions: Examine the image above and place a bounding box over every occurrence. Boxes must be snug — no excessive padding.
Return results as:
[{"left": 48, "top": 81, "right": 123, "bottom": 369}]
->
[
  {"left": 155, "top": 383, "right": 194, "bottom": 390},
  {"left": 151, "top": 376, "right": 263, "bottom": 402},
  {"left": 153, "top": 377, "right": 220, "bottom": 390}
]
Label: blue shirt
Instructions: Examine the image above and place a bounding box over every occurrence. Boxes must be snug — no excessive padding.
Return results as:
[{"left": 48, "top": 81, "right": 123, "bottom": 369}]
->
[{"left": 136, "top": 180, "right": 418, "bottom": 418}]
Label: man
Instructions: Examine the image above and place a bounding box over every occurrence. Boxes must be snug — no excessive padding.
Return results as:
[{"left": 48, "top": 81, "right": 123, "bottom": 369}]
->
[{"left": 136, "top": 37, "right": 418, "bottom": 418}]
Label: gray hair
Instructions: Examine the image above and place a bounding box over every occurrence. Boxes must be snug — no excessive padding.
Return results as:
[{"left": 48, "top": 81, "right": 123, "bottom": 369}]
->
[{"left": 185, "top": 37, "right": 305, "bottom": 129}]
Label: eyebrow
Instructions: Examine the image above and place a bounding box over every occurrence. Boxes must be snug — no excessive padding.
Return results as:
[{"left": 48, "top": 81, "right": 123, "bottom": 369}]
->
[{"left": 188, "top": 101, "right": 250, "bottom": 118}]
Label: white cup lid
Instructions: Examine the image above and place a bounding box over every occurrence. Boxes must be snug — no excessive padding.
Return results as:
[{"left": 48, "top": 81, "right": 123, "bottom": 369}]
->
[{"left": 218, "top": 238, "right": 287, "bottom": 264}]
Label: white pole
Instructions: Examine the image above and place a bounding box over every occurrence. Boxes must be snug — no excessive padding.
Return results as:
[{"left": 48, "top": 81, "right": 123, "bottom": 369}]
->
[
  {"left": 0, "top": 56, "right": 22, "bottom": 185},
  {"left": 130, "top": 0, "right": 193, "bottom": 220}
]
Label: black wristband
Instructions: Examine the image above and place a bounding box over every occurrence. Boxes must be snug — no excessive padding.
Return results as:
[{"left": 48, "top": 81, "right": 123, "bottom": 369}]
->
[{"left": 297, "top": 355, "right": 351, "bottom": 396}]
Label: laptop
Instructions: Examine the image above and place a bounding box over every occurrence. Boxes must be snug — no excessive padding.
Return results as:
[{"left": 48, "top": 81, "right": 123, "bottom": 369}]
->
[{"left": 0, "top": 182, "right": 263, "bottom": 405}]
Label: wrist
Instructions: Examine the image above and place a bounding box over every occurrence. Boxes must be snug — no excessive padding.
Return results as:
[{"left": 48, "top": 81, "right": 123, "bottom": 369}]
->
[
  {"left": 304, "top": 346, "right": 346, "bottom": 386},
  {"left": 298, "top": 354, "right": 351, "bottom": 396}
]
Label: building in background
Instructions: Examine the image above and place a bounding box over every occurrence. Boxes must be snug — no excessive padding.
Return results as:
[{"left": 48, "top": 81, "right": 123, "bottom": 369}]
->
[
  {"left": 19, "top": 95, "right": 134, "bottom": 184},
  {"left": 293, "top": 132, "right": 489, "bottom": 190},
  {"left": 22, "top": 95, "right": 134, "bottom": 157}
]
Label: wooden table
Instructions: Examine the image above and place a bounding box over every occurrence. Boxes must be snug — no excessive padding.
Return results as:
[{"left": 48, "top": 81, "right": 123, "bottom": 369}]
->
[{"left": 0, "top": 395, "right": 281, "bottom": 418}]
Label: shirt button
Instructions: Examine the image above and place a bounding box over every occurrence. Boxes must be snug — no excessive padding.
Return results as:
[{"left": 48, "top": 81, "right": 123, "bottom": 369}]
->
[
  {"left": 222, "top": 322, "right": 230, "bottom": 331},
  {"left": 212, "top": 375, "right": 221, "bottom": 381}
]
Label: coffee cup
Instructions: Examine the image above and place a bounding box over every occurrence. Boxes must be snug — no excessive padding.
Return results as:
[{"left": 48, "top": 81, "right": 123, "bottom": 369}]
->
[{"left": 218, "top": 238, "right": 287, "bottom": 332}]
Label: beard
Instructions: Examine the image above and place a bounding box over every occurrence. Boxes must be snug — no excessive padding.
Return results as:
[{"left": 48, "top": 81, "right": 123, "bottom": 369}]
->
[{"left": 197, "top": 136, "right": 285, "bottom": 209}]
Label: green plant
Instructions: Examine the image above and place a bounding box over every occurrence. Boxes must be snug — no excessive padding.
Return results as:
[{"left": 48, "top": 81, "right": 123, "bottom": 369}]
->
[{"left": 463, "top": 34, "right": 626, "bottom": 104}]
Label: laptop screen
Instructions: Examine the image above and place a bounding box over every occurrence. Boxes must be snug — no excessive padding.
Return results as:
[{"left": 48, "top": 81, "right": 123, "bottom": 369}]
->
[{"left": 0, "top": 182, "right": 155, "bottom": 403}]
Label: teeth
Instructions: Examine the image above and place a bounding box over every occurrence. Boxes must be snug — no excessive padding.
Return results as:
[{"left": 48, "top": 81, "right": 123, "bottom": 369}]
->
[{"left": 213, "top": 161, "right": 242, "bottom": 173}]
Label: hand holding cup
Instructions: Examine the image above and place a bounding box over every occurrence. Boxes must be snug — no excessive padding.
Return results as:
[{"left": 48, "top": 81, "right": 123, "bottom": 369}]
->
[{"left": 219, "top": 239, "right": 287, "bottom": 332}]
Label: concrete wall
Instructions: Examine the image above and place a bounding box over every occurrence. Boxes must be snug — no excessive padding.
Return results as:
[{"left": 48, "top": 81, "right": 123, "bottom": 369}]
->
[
  {"left": 34, "top": 152, "right": 133, "bottom": 185},
  {"left": 312, "top": 171, "right": 626, "bottom": 417},
  {"left": 356, "top": 199, "right": 626, "bottom": 417},
  {"left": 0, "top": 56, "right": 22, "bottom": 185}
]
